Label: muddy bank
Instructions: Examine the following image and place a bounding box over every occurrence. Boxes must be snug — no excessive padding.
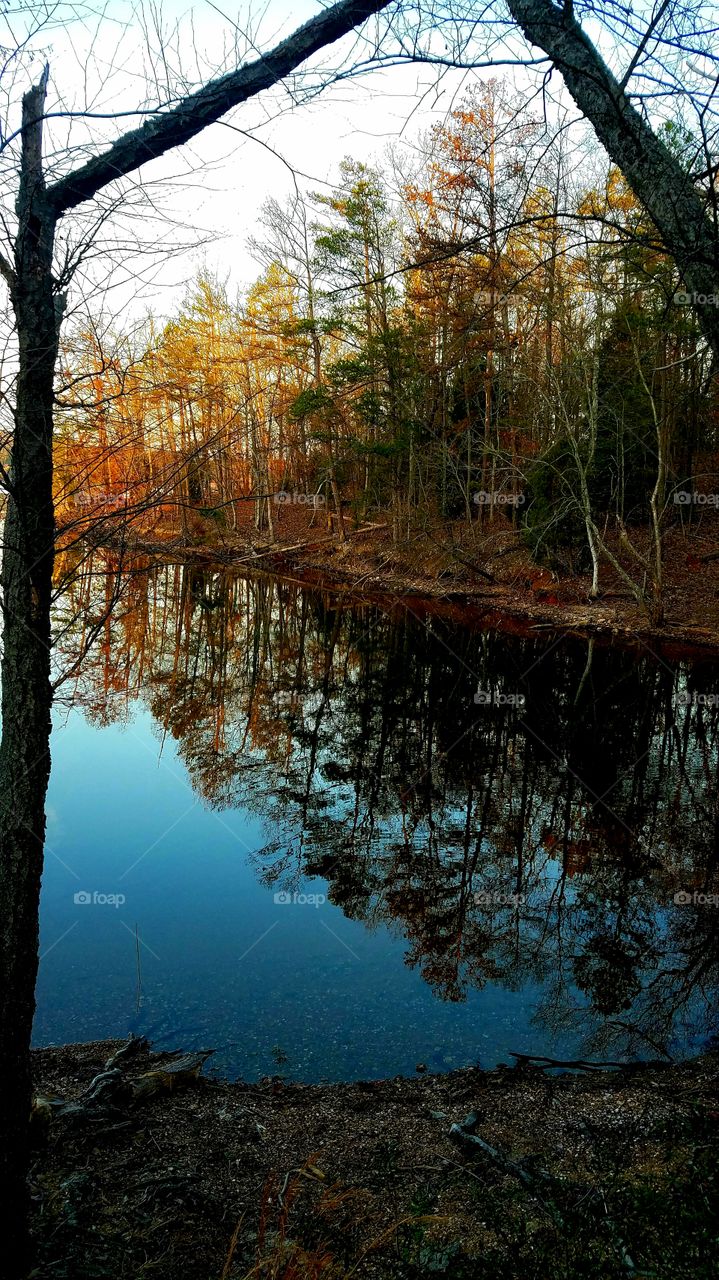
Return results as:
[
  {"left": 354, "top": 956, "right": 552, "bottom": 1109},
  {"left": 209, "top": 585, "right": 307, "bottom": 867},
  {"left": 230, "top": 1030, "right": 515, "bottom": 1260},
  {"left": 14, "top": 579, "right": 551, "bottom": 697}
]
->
[
  {"left": 91, "top": 518, "right": 719, "bottom": 660},
  {"left": 30, "top": 1038, "right": 719, "bottom": 1279}
]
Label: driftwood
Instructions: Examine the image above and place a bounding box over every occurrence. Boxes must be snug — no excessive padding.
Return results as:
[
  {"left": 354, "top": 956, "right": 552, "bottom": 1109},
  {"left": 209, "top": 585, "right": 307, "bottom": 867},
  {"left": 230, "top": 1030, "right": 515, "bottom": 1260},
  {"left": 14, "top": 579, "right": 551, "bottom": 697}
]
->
[
  {"left": 449, "top": 1109, "right": 640, "bottom": 1274},
  {"left": 99, "top": 522, "right": 390, "bottom": 572},
  {"left": 449, "top": 1111, "right": 550, "bottom": 1194},
  {"left": 105, "top": 1033, "right": 150, "bottom": 1070},
  {"left": 131, "top": 1051, "right": 214, "bottom": 1100},
  {"left": 32, "top": 1037, "right": 214, "bottom": 1128},
  {"left": 446, "top": 546, "right": 497, "bottom": 583},
  {"left": 508, "top": 1051, "right": 633, "bottom": 1072},
  {"left": 234, "top": 522, "right": 390, "bottom": 563}
]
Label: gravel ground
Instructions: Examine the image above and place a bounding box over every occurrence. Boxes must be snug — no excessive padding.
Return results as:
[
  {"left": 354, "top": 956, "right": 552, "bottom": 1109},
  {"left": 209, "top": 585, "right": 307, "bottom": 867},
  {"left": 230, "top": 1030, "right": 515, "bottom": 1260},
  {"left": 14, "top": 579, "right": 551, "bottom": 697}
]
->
[{"left": 29, "top": 1039, "right": 719, "bottom": 1279}]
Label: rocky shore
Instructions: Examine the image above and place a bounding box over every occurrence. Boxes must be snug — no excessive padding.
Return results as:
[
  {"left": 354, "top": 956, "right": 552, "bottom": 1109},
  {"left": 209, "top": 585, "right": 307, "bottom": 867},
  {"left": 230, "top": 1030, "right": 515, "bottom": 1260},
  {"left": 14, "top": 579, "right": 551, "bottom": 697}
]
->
[{"left": 30, "top": 1038, "right": 719, "bottom": 1279}]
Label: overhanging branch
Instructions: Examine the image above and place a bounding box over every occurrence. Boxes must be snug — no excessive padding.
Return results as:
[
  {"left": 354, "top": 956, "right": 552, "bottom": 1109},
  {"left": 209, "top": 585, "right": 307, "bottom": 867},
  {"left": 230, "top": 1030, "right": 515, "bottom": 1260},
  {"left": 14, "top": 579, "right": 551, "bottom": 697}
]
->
[{"left": 48, "top": 0, "right": 393, "bottom": 216}]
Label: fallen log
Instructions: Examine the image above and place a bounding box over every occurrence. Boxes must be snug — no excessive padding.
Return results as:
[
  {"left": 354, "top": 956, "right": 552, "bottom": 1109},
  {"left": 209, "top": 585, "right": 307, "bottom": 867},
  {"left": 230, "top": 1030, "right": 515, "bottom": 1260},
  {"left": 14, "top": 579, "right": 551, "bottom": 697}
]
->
[
  {"left": 131, "top": 1051, "right": 214, "bottom": 1101},
  {"left": 105, "top": 1032, "right": 150, "bottom": 1069},
  {"left": 449, "top": 1111, "right": 548, "bottom": 1194},
  {"left": 31, "top": 1038, "right": 214, "bottom": 1128},
  {"left": 508, "top": 1051, "right": 633, "bottom": 1072}
]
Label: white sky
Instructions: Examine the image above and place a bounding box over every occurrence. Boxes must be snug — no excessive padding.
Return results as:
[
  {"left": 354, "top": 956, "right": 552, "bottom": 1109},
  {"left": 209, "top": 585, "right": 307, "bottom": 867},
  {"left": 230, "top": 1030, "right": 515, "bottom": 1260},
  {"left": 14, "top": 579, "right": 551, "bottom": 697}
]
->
[{"left": 2, "top": 0, "right": 588, "bottom": 323}]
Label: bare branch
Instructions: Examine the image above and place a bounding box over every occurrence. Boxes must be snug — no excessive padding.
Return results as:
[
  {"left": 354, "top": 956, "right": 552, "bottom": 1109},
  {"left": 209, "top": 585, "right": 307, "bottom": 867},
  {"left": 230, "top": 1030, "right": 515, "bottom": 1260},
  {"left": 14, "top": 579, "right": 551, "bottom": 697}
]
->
[{"left": 48, "top": 0, "right": 394, "bottom": 217}]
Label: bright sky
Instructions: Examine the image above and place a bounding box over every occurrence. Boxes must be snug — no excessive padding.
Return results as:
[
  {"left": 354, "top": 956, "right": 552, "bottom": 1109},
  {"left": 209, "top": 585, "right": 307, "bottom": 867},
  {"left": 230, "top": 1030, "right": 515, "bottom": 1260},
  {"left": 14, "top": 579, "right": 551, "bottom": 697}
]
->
[{"left": 2, "top": 0, "right": 583, "bottom": 323}]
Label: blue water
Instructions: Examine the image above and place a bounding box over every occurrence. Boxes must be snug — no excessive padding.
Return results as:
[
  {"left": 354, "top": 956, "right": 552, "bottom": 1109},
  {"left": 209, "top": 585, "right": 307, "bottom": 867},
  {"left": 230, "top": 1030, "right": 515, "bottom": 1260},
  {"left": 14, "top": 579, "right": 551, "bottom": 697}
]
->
[
  {"left": 32, "top": 567, "right": 719, "bottom": 1080},
  {"left": 35, "top": 702, "right": 581, "bottom": 1080}
]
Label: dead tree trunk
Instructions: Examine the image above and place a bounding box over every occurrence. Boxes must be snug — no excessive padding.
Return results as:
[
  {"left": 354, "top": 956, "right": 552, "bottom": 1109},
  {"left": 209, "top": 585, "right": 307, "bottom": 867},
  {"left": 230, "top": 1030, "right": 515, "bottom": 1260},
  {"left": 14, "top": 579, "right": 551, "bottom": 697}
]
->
[
  {"left": 0, "top": 68, "right": 59, "bottom": 1278},
  {"left": 507, "top": 0, "right": 719, "bottom": 359}
]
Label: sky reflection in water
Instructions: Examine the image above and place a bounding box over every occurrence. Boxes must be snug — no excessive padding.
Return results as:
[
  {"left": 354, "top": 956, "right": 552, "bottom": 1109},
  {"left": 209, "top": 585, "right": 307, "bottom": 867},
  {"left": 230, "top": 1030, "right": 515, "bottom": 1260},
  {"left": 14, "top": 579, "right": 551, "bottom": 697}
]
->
[{"left": 33, "top": 561, "right": 719, "bottom": 1080}]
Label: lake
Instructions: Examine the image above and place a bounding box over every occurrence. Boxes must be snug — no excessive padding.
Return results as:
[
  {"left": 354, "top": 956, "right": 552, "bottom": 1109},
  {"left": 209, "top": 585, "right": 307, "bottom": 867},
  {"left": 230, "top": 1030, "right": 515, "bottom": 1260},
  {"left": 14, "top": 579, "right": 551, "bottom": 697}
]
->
[{"left": 33, "top": 552, "right": 719, "bottom": 1080}]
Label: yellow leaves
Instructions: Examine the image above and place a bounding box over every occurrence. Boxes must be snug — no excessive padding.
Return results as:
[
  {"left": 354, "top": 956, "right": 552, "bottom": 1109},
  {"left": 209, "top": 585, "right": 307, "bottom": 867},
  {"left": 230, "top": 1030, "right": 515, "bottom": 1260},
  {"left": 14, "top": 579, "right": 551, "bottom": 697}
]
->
[
  {"left": 606, "top": 165, "right": 640, "bottom": 214},
  {"left": 247, "top": 262, "right": 297, "bottom": 317},
  {"left": 523, "top": 185, "right": 554, "bottom": 218},
  {"left": 578, "top": 166, "right": 640, "bottom": 220}
]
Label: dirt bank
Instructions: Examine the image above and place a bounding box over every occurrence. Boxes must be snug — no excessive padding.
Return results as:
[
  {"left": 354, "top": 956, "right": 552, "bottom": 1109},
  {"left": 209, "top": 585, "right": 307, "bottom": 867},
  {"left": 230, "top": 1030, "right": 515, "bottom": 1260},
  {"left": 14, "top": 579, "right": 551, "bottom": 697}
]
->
[
  {"left": 91, "top": 512, "right": 719, "bottom": 660},
  {"left": 30, "top": 1038, "right": 719, "bottom": 1279}
]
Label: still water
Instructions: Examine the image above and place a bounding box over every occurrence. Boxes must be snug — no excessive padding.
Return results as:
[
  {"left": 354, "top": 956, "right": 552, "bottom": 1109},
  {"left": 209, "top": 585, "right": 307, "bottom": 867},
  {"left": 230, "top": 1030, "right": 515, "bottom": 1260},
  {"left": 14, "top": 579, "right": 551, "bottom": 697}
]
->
[{"left": 33, "top": 554, "right": 719, "bottom": 1080}]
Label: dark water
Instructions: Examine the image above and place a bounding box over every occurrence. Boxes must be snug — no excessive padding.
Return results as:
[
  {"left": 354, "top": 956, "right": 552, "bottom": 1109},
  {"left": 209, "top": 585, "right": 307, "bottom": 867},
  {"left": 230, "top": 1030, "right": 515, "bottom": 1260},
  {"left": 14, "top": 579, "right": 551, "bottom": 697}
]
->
[{"left": 33, "top": 553, "right": 719, "bottom": 1080}]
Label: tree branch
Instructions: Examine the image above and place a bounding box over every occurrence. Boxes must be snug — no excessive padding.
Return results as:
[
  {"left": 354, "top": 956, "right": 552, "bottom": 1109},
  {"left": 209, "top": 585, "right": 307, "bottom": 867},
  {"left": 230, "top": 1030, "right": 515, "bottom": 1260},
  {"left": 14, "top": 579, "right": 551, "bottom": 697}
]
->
[
  {"left": 505, "top": 0, "right": 719, "bottom": 356},
  {"left": 0, "top": 250, "right": 14, "bottom": 286},
  {"left": 48, "top": 0, "right": 392, "bottom": 217}
]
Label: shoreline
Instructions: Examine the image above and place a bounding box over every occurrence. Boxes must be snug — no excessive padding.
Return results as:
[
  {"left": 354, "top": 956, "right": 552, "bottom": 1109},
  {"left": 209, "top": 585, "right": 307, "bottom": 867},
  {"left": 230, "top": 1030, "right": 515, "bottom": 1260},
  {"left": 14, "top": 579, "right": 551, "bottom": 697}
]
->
[
  {"left": 30, "top": 1037, "right": 719, "bottom": 1278},
  {"left": 89, "top": 526, "right": 719, "bottom": 661}
]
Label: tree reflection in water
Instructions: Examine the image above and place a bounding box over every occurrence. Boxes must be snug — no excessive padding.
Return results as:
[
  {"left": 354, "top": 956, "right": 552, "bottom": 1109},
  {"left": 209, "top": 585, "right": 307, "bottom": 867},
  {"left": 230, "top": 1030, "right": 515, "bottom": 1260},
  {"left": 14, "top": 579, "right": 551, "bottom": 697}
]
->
[{"left": 54, "top": 549, "right": 719, "bottom": 1063}]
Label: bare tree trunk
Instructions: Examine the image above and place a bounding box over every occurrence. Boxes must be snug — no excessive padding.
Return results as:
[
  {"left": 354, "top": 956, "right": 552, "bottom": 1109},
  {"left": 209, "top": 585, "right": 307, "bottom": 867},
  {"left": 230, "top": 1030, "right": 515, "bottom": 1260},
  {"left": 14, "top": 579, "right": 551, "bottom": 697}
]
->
[
  {"left": 634, "top": 338, "right": 669, "bottom": 626},
  {"left": 327, "top": 449, "right": 347, "bottom": 542},
  {"left": 583, "top": 322, "right": 602, "bottom": 599},
  {"left": 0, "top": 69, "right": 58, "bottom": 1278},
  {"left": 507, "top": 0, "right": 719, "bottom": 358},
  {"left": 0, "top": 7, "right": 395, "bottom": 1270}
]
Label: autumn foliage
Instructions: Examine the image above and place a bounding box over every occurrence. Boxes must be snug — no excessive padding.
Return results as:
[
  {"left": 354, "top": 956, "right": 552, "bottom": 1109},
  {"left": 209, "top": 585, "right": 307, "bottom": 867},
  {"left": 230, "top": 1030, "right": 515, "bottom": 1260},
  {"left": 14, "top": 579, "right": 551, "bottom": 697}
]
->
[{"left": 53, "top": 83, "right": 718, "bottom": 574}]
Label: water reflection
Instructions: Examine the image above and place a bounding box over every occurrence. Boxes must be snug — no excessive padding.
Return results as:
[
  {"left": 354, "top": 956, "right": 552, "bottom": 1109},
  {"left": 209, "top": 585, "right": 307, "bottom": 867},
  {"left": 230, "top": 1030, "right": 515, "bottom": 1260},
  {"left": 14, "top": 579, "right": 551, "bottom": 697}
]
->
[{"left": 43, "top": 549, "right": 719, "bottom": 1073}]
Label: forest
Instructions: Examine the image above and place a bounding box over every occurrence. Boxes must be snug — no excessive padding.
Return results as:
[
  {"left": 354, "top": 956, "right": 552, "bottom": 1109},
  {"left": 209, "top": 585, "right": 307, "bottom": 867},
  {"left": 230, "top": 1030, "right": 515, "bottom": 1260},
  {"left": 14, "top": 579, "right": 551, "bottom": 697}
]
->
[
  {"left": 54, "top": 82, "right": 719, "bottom": 627},
  {"left": 2, "top": 1, "right": 719, "bottom": 1277}
]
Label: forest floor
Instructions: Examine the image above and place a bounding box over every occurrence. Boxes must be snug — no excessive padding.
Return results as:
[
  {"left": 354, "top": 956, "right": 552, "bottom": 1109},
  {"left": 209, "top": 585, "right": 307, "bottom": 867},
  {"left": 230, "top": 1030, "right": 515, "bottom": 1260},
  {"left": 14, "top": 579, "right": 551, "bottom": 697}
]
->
[
  {"left": 96, "top": 504, "right": 719, "bottom": 658},
  {"left": 30, "top": 1039, "right": 718, "bottom": 1280}
]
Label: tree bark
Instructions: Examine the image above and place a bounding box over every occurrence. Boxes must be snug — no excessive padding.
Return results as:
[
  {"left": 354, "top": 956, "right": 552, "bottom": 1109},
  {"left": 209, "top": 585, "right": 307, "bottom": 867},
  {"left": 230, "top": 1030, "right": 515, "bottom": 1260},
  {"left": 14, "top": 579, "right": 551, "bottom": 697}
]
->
[
  {"left": 506, "top": 0, "right": 719, "bottom": 358},
  {"left": 1, "top": 10, "right": 395, "bottom": 1267},
  {"left": 0, "top": 68, "right": 59, "bottom": 1278}
]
